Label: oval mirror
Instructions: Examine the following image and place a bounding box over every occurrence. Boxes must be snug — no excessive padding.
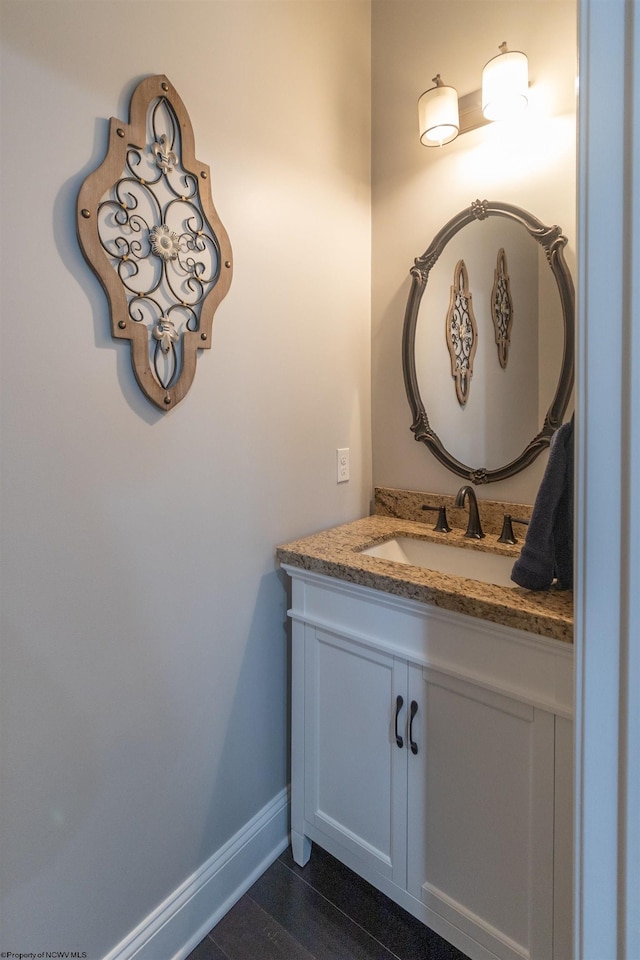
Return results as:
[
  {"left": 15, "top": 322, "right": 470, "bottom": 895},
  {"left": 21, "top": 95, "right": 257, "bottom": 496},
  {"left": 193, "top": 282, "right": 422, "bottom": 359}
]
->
[{"left": 402, "top": 200, "right": 575, "bottom": 483}]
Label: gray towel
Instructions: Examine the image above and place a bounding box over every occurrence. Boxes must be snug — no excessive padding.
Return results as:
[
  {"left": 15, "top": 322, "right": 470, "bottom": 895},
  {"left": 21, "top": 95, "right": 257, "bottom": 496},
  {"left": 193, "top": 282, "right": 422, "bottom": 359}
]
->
[{"left": 511, "top": 418, "right": 574, "bottom": 591}]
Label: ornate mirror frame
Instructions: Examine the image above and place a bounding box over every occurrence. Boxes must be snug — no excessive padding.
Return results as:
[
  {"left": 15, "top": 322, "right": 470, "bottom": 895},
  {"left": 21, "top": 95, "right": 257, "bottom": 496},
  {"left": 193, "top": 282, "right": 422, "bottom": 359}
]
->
[{"left": 402, "top": 199, "right": 575, "bottom": 484}]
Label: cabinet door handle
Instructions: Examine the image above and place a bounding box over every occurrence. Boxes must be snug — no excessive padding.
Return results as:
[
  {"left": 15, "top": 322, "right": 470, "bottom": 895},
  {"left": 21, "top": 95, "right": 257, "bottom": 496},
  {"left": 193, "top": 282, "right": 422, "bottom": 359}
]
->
[
  {"left": 409, "top": 700, "right": 419, "bottom": 755},
  {"left": 394, "top": 694, "right": 404, "bottom": 748}
]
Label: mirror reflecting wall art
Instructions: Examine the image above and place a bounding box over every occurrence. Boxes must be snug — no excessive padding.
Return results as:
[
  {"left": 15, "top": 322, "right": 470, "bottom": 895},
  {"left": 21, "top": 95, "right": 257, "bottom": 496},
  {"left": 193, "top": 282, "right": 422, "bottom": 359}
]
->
[
  {"left": 445, "top": 259, "right": 477, "bottom": 406},
  {"left": 491, "top": 248, "right": 513, "bottom": 369},
  {"left": 402, "top": 200, "right": 574, "bottom": 484}
]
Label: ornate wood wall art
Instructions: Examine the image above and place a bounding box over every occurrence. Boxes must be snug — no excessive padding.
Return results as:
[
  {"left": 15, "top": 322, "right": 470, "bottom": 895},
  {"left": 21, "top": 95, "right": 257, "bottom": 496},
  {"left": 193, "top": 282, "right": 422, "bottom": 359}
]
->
[
  {"left": 77, "top": 75, "right": 233, "bottom": 411},
  {"left": 491, "top": 247, "right": 513, "bottom": 368},
  {"left": 445, "top": 259, "right": 477, "bottom": 406}
]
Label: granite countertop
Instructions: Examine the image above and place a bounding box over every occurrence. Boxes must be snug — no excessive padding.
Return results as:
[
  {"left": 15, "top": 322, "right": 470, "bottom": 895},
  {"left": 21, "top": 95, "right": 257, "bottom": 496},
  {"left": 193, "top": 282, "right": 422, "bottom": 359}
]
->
[{"left": 276, "top": 514, "right": 574, "bottom": 644}]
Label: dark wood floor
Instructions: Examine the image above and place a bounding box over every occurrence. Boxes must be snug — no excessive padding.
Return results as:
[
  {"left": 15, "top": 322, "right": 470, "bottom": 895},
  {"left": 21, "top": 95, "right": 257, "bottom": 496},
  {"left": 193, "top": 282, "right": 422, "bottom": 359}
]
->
[{"left": 186, "top": 844, "right": 470, "bottom": 960}]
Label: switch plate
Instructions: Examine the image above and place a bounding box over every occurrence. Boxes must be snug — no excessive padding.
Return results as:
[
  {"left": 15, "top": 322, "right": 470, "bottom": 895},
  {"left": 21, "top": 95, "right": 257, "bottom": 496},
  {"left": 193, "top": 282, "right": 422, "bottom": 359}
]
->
[{"left": 336, "top": 448, "right": 350, "bottom": 483}]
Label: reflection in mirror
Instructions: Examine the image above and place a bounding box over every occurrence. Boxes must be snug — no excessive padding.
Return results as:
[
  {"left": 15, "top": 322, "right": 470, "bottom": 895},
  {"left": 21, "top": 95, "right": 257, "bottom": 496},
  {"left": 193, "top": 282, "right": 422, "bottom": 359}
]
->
[
  {"left": 402, "top": 200, "right": 574, "bottom": 484},
  {"left": 444, "top": 258, "right": 478, "bottom": 406}
]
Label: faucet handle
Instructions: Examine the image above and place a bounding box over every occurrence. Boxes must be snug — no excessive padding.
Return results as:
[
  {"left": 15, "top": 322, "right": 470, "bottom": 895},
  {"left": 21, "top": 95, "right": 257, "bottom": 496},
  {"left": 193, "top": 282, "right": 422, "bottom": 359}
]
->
[
  {"left": 421, "top": 504, "right": 452, "bottom": 533},
  {"left": 498, "top": 514, "right": 530, "bottom": 544}
]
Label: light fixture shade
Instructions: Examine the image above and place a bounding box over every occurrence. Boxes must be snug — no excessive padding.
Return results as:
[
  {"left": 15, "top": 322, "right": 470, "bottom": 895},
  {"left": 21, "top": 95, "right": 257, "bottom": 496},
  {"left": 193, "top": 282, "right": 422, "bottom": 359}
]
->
[
  {"left": 482, "top": 43, "right": 528, "bottom": 121},
  {"left": 419, "top": 75, "right": 460, "bottom": 146}
]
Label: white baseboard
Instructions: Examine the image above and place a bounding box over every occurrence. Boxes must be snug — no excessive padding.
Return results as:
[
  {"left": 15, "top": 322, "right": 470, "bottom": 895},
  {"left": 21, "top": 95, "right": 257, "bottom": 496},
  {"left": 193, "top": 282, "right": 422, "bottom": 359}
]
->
[{"left": 103, "top": 788, "right": 290, "bottom": 960}]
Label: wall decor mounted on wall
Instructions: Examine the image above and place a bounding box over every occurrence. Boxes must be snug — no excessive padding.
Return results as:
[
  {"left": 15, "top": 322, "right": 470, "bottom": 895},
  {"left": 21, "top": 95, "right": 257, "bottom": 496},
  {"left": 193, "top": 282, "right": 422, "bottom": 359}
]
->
[
  {"left": 445, "top": 259, "right": 477, "bottom": 406},
  {"left": 77, "top": 75, "right": 232, "bottom": 411},
  {"left": 403, "top": 200, "right": 575, "bottom": 483},
  {"left": 491, "top": 247, "right": 513, "bottom": 368}
]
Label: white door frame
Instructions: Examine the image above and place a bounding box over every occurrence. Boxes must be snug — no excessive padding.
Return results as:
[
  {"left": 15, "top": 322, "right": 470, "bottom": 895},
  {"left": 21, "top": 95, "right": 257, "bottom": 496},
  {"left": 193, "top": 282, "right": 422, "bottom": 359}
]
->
[{"left": 576, "top": 1, "right": 640, "bottom": 956}]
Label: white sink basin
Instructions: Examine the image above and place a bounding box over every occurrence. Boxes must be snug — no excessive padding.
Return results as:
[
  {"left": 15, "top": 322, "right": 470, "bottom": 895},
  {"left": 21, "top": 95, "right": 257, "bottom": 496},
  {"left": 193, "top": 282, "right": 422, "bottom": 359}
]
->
[{"left": 359, "top": 536, "right": 516, "bottom": 588}]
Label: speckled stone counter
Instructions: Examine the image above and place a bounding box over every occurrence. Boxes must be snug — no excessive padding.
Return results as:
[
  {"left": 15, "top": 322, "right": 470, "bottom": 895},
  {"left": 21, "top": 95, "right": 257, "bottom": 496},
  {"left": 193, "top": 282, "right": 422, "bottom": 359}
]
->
[
  {"left": 373, "top": 485, "right": 534, "bottom": 535},
  {"left": 277, "top": 513, "right": 573, "bottom": 644}
]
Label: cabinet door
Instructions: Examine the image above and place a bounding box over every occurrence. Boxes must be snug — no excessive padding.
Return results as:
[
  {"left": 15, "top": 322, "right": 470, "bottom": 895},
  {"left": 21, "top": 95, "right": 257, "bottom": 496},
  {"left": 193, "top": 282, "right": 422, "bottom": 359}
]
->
[
  {"left": 406, "top": 666, "right": 555, "bottom": 960},
  {"left": 304, "top": 628, "right": 407, "bottom": 885}
]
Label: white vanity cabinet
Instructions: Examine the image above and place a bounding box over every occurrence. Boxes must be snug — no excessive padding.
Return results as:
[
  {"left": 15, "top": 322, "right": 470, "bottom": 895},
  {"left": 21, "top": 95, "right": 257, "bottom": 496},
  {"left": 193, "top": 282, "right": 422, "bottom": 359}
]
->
[{"left": 285, "top": 566, "right": 574, "bottom": 960}]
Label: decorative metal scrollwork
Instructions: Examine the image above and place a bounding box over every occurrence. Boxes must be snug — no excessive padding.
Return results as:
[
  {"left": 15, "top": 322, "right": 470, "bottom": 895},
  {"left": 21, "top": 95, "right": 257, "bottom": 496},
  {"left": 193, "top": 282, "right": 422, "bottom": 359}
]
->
[
  {"left": 491, "top": 247, "right": 513, "bottom": 368},
  {"left": 445, "top": 259, "right": 477, "bottom": 406},
  {"left": 77, "top": 75, "right": 232, "bottom": 411}
]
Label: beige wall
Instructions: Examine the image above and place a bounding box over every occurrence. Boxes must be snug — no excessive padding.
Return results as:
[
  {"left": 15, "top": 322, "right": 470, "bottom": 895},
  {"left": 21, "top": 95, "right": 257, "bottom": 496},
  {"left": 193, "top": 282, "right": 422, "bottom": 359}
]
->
[
  {"left": 0, "top": 1, "right": 371, "bottom": 955},
  {"left": 372, "top": 0, "right": 577, "bottom": 504}
]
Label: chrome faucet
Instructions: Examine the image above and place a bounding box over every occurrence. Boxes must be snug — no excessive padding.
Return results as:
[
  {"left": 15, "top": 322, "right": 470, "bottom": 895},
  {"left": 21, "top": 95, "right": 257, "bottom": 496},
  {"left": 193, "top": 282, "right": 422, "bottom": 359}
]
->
[{"left": 455, "top": 485, "right": 485, "bottom": 539}]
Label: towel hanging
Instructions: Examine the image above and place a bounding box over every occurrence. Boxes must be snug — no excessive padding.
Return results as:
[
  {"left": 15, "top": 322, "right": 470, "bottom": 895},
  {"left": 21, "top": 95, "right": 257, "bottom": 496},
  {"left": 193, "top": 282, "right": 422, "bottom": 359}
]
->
[{"left": 511, "top": 416, "right": 574, "bottom": 591}]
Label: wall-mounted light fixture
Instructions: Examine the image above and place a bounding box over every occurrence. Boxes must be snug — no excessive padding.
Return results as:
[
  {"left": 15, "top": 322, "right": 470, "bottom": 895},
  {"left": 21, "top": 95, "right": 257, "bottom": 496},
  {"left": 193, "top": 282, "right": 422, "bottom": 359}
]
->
[
  {"left": 482, "top": 42, "right": 529, "bottom": 121},
  {"left": 418, "top": 75, "right": 460, "bottom": 147},
  {"left": 419, "top": 42, "right": 529, "bottom": 147}
]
